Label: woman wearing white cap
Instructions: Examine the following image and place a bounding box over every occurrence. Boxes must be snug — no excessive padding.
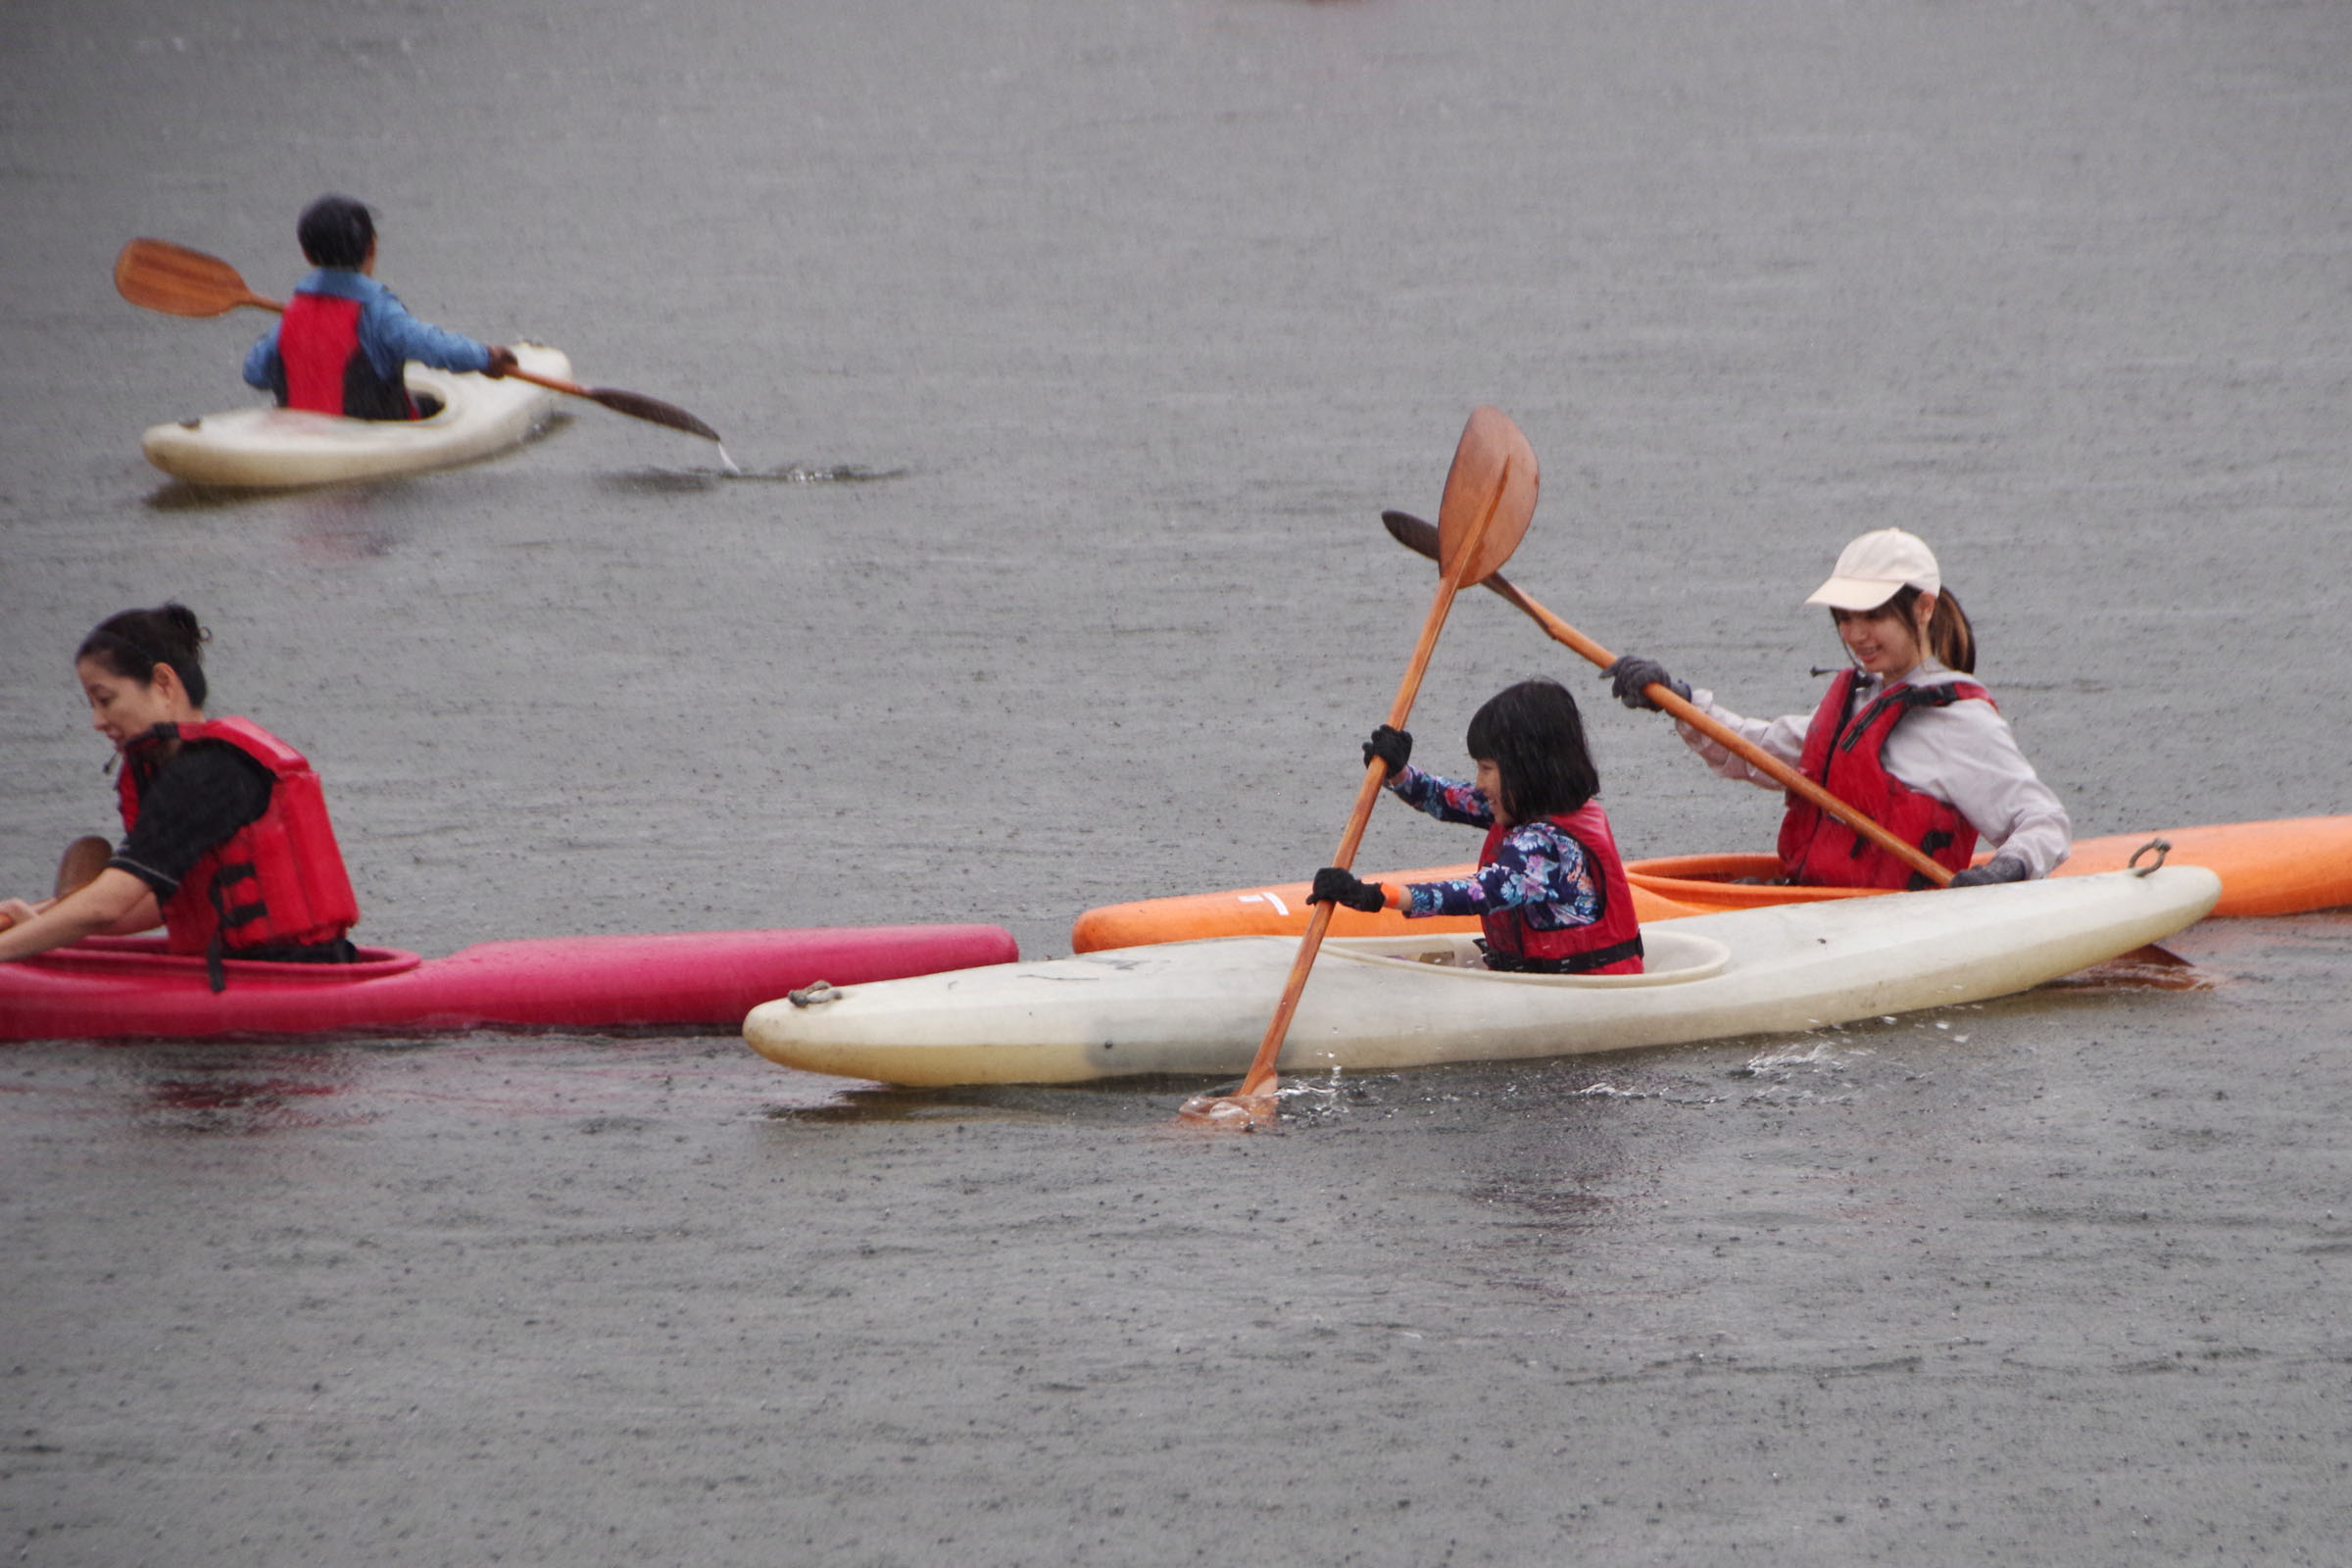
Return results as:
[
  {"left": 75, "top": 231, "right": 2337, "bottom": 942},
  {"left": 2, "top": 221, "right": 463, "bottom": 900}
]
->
[{"left": 1602, "top": 529, "right": 2070, "bottom": 890}]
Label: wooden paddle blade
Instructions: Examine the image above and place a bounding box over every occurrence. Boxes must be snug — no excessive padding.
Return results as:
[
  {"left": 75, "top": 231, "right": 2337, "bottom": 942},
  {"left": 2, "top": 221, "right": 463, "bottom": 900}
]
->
[
  {"left": 583, "top": 386, "right": 722, "bottom": 443},
  {"left": 114, "top": 238, "right": 267, "bottom": 318},
  {"left": 1382, "top": 509, "right": 1442, "bottom": 563},
  {"left": 1436, "top": 407, "right": 1538, "bottom": 585},
  {"left": 56, "top": 836, "right": 115, "bottom": 900}
]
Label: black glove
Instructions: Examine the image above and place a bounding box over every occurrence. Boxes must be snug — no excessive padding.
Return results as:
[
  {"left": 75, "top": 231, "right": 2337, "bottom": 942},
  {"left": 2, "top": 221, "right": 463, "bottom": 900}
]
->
[
  {"left": 1308, "top": 866, "right": 1388, "bottom": 913},
  {"left": 1605, "top": 656, "right": 1691, "bottom": 712},
  {"left": 1362, "top": 724, "right": 1412, "bottom": 779},
  {"left": 1947, "top": 856, "right": 2029, "bottom": 889}
]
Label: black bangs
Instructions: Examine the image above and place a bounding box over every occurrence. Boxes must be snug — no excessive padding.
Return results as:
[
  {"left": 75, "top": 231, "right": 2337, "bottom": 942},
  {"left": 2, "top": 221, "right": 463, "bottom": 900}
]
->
[{"left": 1465, "top": 678, "right": 1598, "bottom": 821}]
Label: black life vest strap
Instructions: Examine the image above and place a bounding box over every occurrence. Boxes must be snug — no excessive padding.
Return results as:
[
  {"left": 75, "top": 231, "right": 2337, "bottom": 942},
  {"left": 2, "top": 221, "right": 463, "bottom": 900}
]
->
[
  {"left": 1480, "top": 934, "right": 1646, "bottom": 975},
  {"left": 203, "top": 861, "right": 269, "bottom": 994}
]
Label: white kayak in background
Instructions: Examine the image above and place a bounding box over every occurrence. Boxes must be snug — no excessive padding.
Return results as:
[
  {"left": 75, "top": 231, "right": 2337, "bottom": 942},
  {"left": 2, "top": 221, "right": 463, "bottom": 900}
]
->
[
  {"left": 744, "top": 865, "right": 2221, "bottom": 1087},
  {"left": 140, "top": 343, "right": 567, "bottom": 488}
]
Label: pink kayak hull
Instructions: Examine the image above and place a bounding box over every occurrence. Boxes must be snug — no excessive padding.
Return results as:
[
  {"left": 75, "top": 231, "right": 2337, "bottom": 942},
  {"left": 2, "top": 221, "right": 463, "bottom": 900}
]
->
[{"left": 0, "top": 925, "right": 1017, "bottom": 1042}]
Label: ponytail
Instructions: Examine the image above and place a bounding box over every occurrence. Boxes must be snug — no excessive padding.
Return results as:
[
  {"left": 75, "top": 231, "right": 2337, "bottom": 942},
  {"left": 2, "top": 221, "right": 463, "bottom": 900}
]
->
[
  {"left": 1881, "top": 585, "right": 1974, "bottom": 674},
  {"left": 1927, "top": 587, "right": 1974, "bottom": 673}
]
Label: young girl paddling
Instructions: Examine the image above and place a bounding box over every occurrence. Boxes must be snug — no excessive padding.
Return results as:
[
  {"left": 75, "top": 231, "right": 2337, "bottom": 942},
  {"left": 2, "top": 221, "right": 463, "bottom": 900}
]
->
[
  {"left": 1307, "top": 679, "right": 1644, "bottom": 975},
  {"left": 0, "top": 605, "right": 360, "bottom": 986},
  {"left": 1605, "top": 528, "right": 2070, "bottom": 890}
]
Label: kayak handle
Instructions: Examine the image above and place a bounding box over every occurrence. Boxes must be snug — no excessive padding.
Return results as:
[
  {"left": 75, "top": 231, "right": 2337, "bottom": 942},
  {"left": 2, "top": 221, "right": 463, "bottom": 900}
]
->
[
  {"left": 2128, "top": 838, "right": 2172, "bottom": 876},
  {"left": 787, "top": 980, "right": 842, "bottom": 1007}
]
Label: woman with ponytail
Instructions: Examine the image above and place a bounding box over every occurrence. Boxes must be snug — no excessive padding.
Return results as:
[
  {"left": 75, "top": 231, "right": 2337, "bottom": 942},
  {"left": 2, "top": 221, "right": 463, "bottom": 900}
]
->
[
  {"left": 0, "top": 605, "right": 359, "bottom": 984},
  {"left": 1601, "top": 529, "right": 2070, "bottom": 891}
]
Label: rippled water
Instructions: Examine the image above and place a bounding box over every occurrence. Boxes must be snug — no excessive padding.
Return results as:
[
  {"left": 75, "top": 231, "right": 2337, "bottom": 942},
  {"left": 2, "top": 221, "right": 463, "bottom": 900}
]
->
[{"left": 5, "top": 0, "right": 2350, "bottom": 1562}]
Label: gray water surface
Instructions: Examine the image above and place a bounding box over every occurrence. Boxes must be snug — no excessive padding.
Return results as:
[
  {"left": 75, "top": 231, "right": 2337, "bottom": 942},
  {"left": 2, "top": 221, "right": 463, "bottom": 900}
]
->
[{"left": 4, "top": 1, "right": 2349, "bottom": 1563}]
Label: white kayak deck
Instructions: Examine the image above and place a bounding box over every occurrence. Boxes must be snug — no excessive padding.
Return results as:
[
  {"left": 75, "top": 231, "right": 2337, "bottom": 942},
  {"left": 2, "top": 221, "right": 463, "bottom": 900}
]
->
[
  {"left": 744, "top": 865, "right": 2221, "bottom": 1086},
  {"left": 140, "top": 343, "right": 566, "bottom": 488}
]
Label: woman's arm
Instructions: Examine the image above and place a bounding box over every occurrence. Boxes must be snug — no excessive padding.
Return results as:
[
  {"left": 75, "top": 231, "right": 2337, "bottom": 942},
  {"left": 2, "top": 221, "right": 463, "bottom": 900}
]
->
[
  {"left": 0, "top": 868, "right": 161, "bottom": 963},
  {"left": 1669, "top": 689, "right": 1812, "bottom": 790},
  {"left": 1885, "top": 703, "right": 2073, "bottom": 877}
]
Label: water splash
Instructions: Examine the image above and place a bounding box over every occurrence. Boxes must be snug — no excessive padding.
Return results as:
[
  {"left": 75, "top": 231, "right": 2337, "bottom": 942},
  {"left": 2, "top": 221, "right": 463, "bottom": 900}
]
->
[
  {"left": 1742, "top": 1040, "right": 1851, "bottom": 1075},
  {"left": 1734, "top": 1038, "right": 1865, "bottom": 1106},
  {"left": 723, "top": 463, "right": 910, "bottom": 484},
  {"left": 599, "top": 461, "right": 909, "bottom": 494},
  {"left": 1273, "top": 1066, "right": 1355, "bottom": 1125}
]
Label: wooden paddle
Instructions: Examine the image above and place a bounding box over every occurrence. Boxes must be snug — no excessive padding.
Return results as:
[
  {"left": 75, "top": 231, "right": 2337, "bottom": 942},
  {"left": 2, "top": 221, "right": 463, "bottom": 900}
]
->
[
  {"left": 1178, "top": 409, "right": 1540, "bottom": 1130},
  {"left": 0, "top": 836, "right": 116, "bottom": 933},
  {"left": 1380, "top": 509, "right": 1955, "bottom": 888},
  {"left": 112, "top": 238, "right": 722, "bottom": 443}
]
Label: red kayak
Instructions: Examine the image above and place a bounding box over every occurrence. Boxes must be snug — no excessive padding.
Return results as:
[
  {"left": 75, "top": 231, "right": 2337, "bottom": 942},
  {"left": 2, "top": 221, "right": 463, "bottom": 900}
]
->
[{"left": 0, "top": 924, "right": 1016, "bottom": 1042}]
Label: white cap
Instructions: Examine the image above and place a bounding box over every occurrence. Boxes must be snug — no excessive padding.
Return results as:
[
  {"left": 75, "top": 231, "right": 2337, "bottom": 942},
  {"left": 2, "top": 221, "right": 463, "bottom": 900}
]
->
[{"left": 1805, "top": 528, "right": 1940, "bottom": 611}]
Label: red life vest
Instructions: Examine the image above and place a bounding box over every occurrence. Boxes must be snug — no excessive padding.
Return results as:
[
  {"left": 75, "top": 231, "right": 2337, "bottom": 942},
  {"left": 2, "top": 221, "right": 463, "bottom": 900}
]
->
[
  {"left": 1777, "top": 668, "right": 1991, "bottom": 890},
  {"left": 116, "top": 718, "right": 362, "bottom": 980},
  {"left": 277, "top": 290, "right": 416, "bottom": 419},
  {"left": 1478, "top": 800, "right": 1644, "bottom": 975}
]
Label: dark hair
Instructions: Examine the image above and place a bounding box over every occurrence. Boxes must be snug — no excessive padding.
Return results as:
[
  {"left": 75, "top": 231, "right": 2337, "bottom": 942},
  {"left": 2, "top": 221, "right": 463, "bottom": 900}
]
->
[
  {"left": 1878, "top": 585, "right": 1976, "bottom": 674},
  {"left": 76, "top": 604, "right": 210, "bottom": 708},
  {"left": 298, "top": 194, "right": 376, "bottom": 270},
  {"left": 1464, "top": 678, "right": 1600, "bottom": 821}
]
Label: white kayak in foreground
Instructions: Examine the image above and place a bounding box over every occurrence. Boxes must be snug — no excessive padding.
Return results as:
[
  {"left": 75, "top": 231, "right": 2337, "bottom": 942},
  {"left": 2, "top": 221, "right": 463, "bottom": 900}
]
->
[
  {"left": 140, "top": 343, "right": 566, "bottom": 488},
  {"left": 745, "top": 866, "right": 2220, "bottom": 1087}
]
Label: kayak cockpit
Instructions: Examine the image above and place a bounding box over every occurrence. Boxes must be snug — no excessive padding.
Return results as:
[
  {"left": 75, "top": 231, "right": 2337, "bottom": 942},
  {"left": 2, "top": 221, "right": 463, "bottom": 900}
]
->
[
  {"left": 21, "top": 935, "right": 423, "bottom": 984},
  {"left": 1323, "top": 927, "right": 1731, "bottom": 986}
]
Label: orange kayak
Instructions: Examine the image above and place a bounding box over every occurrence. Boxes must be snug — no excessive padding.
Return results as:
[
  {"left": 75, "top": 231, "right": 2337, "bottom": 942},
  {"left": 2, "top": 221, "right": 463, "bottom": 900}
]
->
[
  {"left": 1072, "top": 866, "right": 1725, "bottom": 953},
  {"left": 1068, "top": 815, "right": 2352, "bottom": 953}
]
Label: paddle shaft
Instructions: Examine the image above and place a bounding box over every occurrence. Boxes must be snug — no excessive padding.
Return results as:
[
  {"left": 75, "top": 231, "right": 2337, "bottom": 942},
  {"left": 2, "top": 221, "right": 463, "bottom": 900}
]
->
[
  {"left": 1234, "top": 483, "right": 1514, "bottom": 1099},
  {"left": 1473, "top": 562, "right": 1952, "bottom": 887}
]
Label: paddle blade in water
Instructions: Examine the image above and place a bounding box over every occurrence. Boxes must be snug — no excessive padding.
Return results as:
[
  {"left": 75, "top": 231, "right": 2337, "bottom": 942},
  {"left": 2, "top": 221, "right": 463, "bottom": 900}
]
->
[
  {"left": 585, "top": 386, "right": 721, "bottom": 443},
  {"left": 1436, "top": 407, "right": 1538, "bottom": 585},
  {"left": 114, "top": 239, "right": 263, "bottom": 318},
  {"left": 1175, "top": 1087, "right": 1278, "bottom": 1130}
]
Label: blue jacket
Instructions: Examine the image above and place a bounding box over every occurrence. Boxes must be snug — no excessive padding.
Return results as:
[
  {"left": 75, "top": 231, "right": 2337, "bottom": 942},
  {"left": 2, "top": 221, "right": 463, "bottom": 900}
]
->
[{"left": 242, "top": 269, "right": 493, "bottom": 393}]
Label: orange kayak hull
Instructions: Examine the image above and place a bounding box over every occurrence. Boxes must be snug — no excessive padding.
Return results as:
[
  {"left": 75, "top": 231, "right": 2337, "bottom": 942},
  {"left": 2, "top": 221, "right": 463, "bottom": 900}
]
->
[
  {"left": 1068, "top": 815, "right": 2352, "bottom": 952},
  {"left": 1070, "top": 865, "right": 1718, "bottom": 954}
]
